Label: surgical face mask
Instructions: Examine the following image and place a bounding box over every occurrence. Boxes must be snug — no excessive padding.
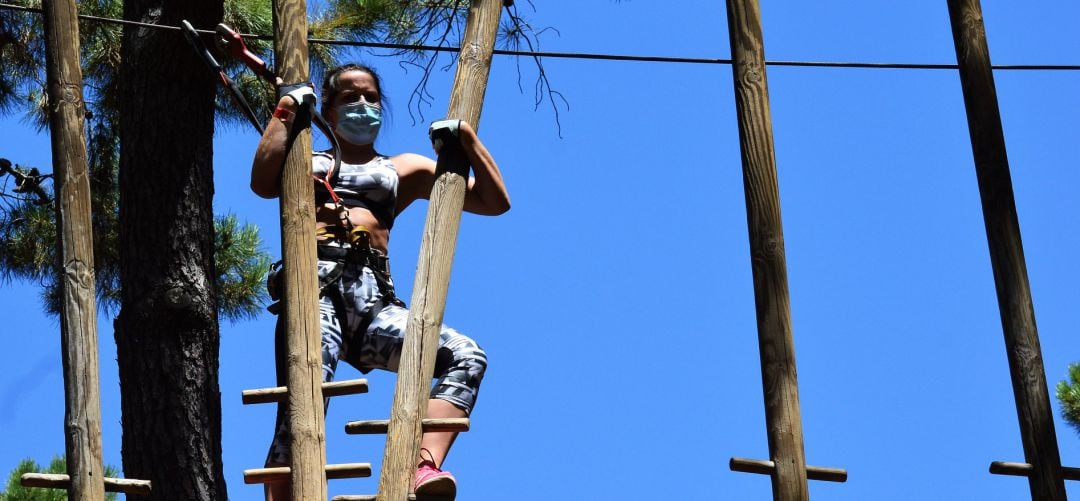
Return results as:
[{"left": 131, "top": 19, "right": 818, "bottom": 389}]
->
[{"left": 335, "top": 101, "right": 382, "bottom": 145}]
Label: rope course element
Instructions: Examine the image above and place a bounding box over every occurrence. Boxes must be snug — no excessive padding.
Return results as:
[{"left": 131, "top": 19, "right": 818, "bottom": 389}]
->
[{"left": 2, "top": 2, "right": 1079, "bottom": 71}]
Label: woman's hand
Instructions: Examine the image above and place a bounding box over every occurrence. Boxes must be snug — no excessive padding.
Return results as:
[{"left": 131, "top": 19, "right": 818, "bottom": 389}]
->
[{"left": 431, "top": 119, "right": 510, "bottom": 216}]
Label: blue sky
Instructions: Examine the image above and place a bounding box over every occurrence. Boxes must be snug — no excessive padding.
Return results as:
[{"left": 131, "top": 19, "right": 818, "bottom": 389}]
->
[{"left": 2, "top": 1, "right": 1079, "bottom": 499}]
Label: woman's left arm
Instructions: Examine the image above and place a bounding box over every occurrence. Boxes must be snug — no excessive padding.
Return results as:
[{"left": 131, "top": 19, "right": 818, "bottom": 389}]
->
[
  {"left": 458, "top": 121, "right": 511, "bottom": 216},
  {"left": 396, "top": 121, "right": 511, "bottom": 216}
]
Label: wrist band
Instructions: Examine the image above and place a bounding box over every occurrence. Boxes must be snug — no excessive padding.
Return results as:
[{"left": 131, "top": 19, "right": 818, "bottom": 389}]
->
[{"left": 273, "top": 107, "right": 295, "bottom": 123}]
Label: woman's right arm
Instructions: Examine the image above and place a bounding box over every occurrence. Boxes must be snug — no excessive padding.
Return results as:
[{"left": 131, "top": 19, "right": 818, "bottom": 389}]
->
[{"left": 250, "top": 96, "right": 300, "bottom": 199}]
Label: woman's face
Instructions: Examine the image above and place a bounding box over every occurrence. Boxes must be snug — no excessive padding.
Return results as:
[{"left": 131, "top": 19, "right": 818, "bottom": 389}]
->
[{"left": 328, "top": 70, "right": 381, "bottom": 125}]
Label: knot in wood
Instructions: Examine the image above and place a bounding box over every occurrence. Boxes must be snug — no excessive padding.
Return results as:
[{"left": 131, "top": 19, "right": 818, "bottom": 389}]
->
[
  {"left": 959, "top": 10, "right": 984, "bottom": 35},
  {"left": 56, "top": 84, "right": 85, "bottom": 113},
  {"left": 64, "top": 258, "right": 95, "bottom": 289},
  {"left": 163, "top": 285, "right": 194, "bottom": 309},
  {"left": 463, "top": 42, "right": 483, "bottom": 65},
  {"left": 763, "top": 235, "right": 784, "bottom": 257}
]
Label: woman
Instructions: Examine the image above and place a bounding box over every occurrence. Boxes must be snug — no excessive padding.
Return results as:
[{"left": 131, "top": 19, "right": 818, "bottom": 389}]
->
[{"left": 251, "top": 63, "right": 510, "bottom": 501}]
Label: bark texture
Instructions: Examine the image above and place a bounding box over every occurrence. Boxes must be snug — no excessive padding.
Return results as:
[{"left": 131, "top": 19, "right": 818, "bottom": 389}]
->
[{"left": 115, "top": 0, "right": 227, "bottom": 499}]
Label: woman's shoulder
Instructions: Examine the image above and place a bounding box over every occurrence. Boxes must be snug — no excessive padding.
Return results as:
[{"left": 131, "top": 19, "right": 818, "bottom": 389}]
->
[
  {"left": 389, "top": 152, "right": 436, "bottom": 176},
  {"left": 312, "top": 150, "right": 334, "bottom": 174}
]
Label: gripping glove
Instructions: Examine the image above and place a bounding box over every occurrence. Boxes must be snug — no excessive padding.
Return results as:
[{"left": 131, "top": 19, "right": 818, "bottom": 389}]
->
[
  {"left": 278, "top": 82, "right": 316, "bottom": 107},
  {"left": 429, "top": 119, "right": 462, "bottom": 154}
]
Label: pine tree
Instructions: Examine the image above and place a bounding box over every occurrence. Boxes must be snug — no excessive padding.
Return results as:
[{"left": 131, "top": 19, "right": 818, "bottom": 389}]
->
[
  {"left": 1, "top": 0, "right": 273, "bottom": 321},
  {"left": 1056, "top": 362, "right": 1080, "bottom": 436},
  {"left": 0, "top": 456, "right": 118, "bottom": 501}
]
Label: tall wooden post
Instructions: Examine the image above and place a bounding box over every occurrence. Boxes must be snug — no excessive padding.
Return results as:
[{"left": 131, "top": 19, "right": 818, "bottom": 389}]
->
[
  {"left": 377, "top": 1, "right": 502, "bottom": 499},
  {"left": 946, "top": 1, "right": 1067, "bottom": 499},
  {"left": 271, "top": 0, "right": 327, "bottom": 498},
  {"left": 725, "top": 1, "right": 808, "bottom": 499},
  {"left": 40, "top": 0, "right": 105, "bottom": 499}
]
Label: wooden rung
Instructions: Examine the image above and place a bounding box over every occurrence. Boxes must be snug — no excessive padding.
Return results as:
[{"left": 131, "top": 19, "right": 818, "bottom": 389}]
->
[
  {"left": 729, "top": 457, "right": 848, "bottom": 483},
  {"left": 242, "top": 378, "right": 369, "bottom": 404},
  {"left": 243, "top": 463, "right": 372, "bottom": 484},
  {"left": 333, "top": 495, "right": 450, "bottom": 501},
  {"left": 21, "top": 473, "right": 152, "bottom": 495},
  {"left": 989, "top": 461, "right": 1080, "bottom": 481},
  {"left": 332, "top": 496, "right": 408, "bottom": 501},
  {"left": 344, "top": 417, "right": 470, "bottom": 435}
]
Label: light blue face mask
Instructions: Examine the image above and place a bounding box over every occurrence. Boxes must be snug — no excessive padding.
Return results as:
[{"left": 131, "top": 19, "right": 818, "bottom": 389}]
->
[{"left": 335, "top": 102, "right": 382, "bottom": 145}]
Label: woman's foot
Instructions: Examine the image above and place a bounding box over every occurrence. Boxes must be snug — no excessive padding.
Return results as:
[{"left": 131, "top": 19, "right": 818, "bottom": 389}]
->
[{"left": 414, "top": 460, "right": 456, "bottom": 498}]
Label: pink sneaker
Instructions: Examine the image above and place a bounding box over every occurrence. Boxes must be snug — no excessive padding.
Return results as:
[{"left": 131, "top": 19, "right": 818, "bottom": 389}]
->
[{"left": 414, "top": 460, "right": 457, "bottom": 498}]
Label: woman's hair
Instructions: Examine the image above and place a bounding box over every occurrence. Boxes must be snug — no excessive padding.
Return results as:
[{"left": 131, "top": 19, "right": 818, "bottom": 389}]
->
[{"left": 320, "top": 62, "right": 387, "bottom": 118}]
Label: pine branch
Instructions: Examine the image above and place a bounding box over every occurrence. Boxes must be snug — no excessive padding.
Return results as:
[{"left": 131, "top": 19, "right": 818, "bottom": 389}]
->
[{"left": 1057, "top": 362, "right": 1080, "bottom": 436}]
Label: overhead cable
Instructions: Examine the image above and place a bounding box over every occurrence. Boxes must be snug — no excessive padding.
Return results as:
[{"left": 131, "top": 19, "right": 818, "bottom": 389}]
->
[{"left": 1, "top": 3, "right": 1078, "bottom": 71}]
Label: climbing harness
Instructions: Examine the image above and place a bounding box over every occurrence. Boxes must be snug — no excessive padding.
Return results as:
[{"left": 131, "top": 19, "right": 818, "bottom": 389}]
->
[
  {"left": 267, "top": 225, "right": 400, "bottom": 316},
  {"left": 314, "top": 227, "right": 391, "bottom": 278}
]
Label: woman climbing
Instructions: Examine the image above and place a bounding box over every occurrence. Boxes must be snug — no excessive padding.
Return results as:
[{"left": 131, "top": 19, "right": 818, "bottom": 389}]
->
[{"left": 250, "top": 62, "right": 510, "bottom": 501}]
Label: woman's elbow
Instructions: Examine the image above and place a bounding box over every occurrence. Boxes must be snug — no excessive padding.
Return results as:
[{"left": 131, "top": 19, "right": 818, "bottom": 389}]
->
[
  {"left": 489, "top": 197, "right": 511, "bottom": 215},
  {"left": 250, "top": 179, "right": 280, "bottom": 199}
]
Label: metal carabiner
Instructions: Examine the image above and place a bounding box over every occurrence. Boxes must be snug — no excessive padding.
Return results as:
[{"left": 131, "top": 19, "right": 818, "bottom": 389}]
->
[
  {"left": 180, "top": 20, "right": 264, "bottom": 134},
  {"left": 214, "top": 24, "right": 277, "bottom": 83}
]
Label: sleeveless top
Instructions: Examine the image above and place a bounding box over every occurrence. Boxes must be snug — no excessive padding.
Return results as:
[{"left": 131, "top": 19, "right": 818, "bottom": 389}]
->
[{"left": 313, "top": 152, "right": 399, "bottom": 229}]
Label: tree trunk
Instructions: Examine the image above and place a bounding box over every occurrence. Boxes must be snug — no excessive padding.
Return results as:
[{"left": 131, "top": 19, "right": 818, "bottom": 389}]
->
[{"left": 115, "top": 1, "right": 227, "bottom": 499}]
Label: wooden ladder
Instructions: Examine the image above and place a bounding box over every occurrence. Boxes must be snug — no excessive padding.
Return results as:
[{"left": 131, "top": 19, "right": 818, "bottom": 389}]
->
[{"left": 239, "top": 0, "right": 504, "bottom": 499}]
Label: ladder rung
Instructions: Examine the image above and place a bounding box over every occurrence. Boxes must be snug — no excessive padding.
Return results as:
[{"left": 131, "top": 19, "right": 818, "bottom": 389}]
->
[
  {"left": 729, "top": 457, "right": 848, "bottom": 483},
  {"left": 242, "top": 378, "right": 369, "bottom": 404},
  {"left": 20, "top": 473, "right": 152, "bottom": 495},
  {"left": 344, "top": 417, "right": 470, "bottom": 435},
  {"left": 243, "top": 463, "right": 372, "bottom": 484},
  {"left": 989, "top": 461, "right": 1080, "bottom": 481},
  {"left": 334, "top": 495, "right": 453, "bottom": 501}
]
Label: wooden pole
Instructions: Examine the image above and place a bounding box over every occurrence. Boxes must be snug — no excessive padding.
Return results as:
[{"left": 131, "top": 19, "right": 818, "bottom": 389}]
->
[
  {"left": 377, "top": 1, "right": 502, "bottom": 499},
  {"left": 40, "top": 0, "right": 105, "bottom": 499},
  {"left": 271, "top": 0, "right": 326, "bottom": 498},
  {"left": 724, "top": 1, "right": 808, "bottom": 499},
  {"left": 946, "top": 1, "right": 1067, "bottom": 499}
]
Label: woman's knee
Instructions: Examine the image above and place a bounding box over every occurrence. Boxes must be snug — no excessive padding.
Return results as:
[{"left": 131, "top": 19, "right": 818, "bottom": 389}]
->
[
  {"left": 438, "top": 330, "right": 488, "bottom": 382},
  {"left": 431, "top": 330, "right": 488, "bottom": 413}
]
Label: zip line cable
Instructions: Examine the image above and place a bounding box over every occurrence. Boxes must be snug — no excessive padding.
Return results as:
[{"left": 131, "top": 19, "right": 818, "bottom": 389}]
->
[{"left": 2, "top": 2, "right": 1079, "bottom": 71}]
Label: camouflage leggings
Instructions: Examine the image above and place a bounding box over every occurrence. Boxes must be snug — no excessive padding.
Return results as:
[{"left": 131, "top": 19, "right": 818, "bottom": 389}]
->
[{"left": 266, "top": 258, "right": 488, "bottom": 466}]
